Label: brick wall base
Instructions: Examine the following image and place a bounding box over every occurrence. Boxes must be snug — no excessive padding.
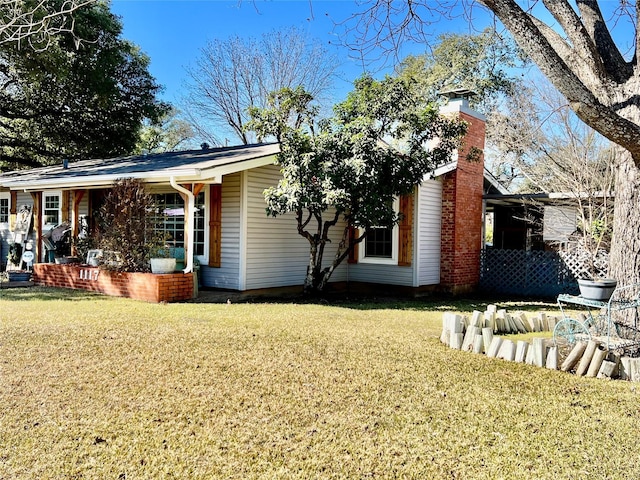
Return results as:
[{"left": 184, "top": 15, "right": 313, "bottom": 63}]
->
[{"left": 33, "top": 264, "right": 194, "bottom": 303}]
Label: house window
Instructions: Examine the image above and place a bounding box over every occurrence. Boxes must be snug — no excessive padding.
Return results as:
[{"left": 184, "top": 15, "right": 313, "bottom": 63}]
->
[
  {"left": 0, "top": 194, "right": 9, "bottom": 224},
  {"left": 360, "top": 198, "right": 401, "bottom": 265},
  {"left": 365, "top": 227, "right": 393, "bottom": 258},
  {"left": 193, "top": 192, "right": 206, "bottom": 257},
  {"left": 43, "top": 192, "right": 61, "bottom": 227},
  {"left": 153, "top": 192, "right": 206, "bottom": 257}
]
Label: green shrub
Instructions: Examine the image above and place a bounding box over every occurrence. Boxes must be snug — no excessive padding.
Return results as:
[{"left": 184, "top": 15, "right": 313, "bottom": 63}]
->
[{"left": 96, "top": 178, "right": 165, "bottom": 272}]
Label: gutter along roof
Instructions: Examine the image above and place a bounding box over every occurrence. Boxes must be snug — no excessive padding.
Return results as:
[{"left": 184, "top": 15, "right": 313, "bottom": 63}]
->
[{"left": 0, "top": 143, "right": 280, "bottom": 191}]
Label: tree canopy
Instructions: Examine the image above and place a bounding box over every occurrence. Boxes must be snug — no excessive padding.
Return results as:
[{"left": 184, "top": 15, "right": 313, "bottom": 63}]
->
[
  {"left": 0, "top": 0, "right": 168, "bottom": 170},
  {"left": 396, "top": 28, "right": 527, "bottom": 112},
  {"left": 248, "top": 76, "right": 466, "bottom": 293},
  {"left": 135, "top": 108, "right": 195, "bottom": 155}
]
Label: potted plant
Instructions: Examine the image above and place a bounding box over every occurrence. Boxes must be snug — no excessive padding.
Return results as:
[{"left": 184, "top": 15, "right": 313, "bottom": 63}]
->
[
  {"left": 578, "top": 277, "right": 617, "bottom": 301},
  {"left": 149, "top": 246, "right": 177, "bottom": 274}
]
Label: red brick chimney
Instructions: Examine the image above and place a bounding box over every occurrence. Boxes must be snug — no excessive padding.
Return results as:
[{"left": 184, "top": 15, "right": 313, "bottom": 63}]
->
[{"left": 438, "top": 91, "right": 485, "bottom": 295}]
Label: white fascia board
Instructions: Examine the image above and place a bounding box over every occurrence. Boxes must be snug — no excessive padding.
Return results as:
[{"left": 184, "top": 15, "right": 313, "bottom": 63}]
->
[
  {"left": 2, "top": 168, "right": 202, "bottom": 191},
  {"left": 199, "top": 155, "right": 278, "bottom": 179},
  {"left": 429, "top": 161, "right": 458, "bottom": 179},
  {"left": 1, "top": 154, "right": 277, "bottom": 192}
]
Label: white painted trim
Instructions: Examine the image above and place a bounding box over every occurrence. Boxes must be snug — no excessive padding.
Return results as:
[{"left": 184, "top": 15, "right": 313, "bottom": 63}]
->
[
  {"left": 0, "top": 191, "right": 10, "bottom": 226},
  {"left": 200, "top": 155, "right": 278, "bottom": 179},
  {"left": 238, "top": 171, "right": 248, "bottom": 291},
  {"left": 413, "top": 186, "right": 420, "bottom": 288},
  {"left": 1, "top": 155, "right": 278, "bottom": 192},
  {"left": 430, "top": 161, "right": 457, "bottom": 179},
  {"left": 360, "top": 198, "right": 399, "bottom": 265},
  {"left": 198, "top": 187, "right": 210, "bottom": 265},
  {"left": 170, "top": 178, "right": 194, "bottom": 273},
  {"left": 42, "top": 190, "right": 62, "bottom": 230}
]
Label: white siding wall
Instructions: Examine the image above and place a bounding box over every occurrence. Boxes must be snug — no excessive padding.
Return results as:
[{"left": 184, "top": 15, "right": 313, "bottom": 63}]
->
[
  {"left": 417, "top": 179, "right": 442, "bottom": 286},
  {"left": 201, "top": 173, "right": 241, "bottom": 290},
  {"left": 347, "top": 261, "right": 415, "bottom": 286},
  {"left": 344, "top": 179, "right": 442, "bottom": 288},
  {"left": 244, "top": 164, "right": 347, "bottom": 290},
  {"left": 0, "top": 192, "right": 12, "bottom": 266}
]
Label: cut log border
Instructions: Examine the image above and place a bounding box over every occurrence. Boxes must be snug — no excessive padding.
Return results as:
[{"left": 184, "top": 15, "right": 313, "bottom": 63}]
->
[{"left": 441, "top": 308, "right": 640, "bottom": 382}]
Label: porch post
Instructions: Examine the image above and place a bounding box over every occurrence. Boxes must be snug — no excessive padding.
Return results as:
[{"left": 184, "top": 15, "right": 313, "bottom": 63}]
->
[
  {"left": 61, "top": 190, "right": 71, "bottom": 223},
  {"left": 30, "top": 192, "right": 42, "bottom": 263},
  {"left": 71, "top": 190, "right": 85, "bottom": 256}
]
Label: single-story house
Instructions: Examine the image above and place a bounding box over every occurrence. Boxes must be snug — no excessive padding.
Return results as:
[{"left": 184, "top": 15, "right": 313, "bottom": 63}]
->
[{"left": 1, "top": 93, "right": 491, "bottom": 299}]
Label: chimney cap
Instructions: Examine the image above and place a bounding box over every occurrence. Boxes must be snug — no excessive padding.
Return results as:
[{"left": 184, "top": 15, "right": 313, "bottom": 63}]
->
[{"left": 438, "top": 88, "right": 477, "bottom": 100}]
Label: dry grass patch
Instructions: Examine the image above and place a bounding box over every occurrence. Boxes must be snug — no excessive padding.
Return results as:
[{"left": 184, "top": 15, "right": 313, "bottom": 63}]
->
[{"left": 1, "top": 288, "right": 639, "bottom": 479}]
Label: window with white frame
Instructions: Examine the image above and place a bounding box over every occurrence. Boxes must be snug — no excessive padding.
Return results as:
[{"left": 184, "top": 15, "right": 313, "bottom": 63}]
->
[
  {"left": 361, "top": 198, "right": 399, "bottom": 264},
  {"left": 43, "top": 192, "right": 61, "bottom": 227},
  {"left": 152, "top": 191, "right": 206, "bottom": 257},
  {"left": 0, "top": 193, "right": 9, "bottom": 225},
  {"left": 365, "top": 226, "right": 394, "bottom": 258}
]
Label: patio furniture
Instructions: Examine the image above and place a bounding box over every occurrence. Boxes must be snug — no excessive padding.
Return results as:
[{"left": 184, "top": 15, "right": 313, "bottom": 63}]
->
[{"left": 554, "top": 283, "right": 640, "bottom": 353}]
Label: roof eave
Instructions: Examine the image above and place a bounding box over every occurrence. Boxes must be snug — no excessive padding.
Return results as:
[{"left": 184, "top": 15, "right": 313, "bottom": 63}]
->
[{"left": 0, "top": 153, "right": 278, "bottom": 191}]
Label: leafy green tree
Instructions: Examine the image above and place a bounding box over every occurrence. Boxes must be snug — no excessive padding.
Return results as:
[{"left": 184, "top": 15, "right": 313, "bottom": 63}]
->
[
  {"left": 248, "top": 76, "right": 466, "bottom": 293},
  {"left": 135, "top": 108, "right": 195, "bottom": 154},
  {"left": 0, "top": 0, "right": 168, "bottom": 169},
  {"left": 397, "top": 28, "right": 527, "bottom": 112}
]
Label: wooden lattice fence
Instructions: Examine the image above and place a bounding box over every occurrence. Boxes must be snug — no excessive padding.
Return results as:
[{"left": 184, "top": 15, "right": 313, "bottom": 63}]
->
[{"left": 479, "top": 249, "right": 582, "bottom": 298}]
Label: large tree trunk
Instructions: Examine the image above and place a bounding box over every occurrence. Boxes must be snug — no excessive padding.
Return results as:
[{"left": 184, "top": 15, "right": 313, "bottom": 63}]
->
[{"left": 609, "top": 150, "right": 640, "bottom": 289}]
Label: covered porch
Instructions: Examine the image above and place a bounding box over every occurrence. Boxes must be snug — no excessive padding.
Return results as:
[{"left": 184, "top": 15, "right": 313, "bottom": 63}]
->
[{"left": 0, "top": 143, "right": 279, "bottom": 301}]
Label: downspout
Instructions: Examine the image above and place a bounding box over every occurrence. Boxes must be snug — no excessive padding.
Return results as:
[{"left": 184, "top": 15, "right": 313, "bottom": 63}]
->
[{"left": 170, "top": 177, "right": 194, "bottom": 274}]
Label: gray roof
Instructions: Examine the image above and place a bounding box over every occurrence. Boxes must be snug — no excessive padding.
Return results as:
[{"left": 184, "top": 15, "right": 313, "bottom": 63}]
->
[{"left": 1, "top": 143, "right": 280, "bottom": 190}]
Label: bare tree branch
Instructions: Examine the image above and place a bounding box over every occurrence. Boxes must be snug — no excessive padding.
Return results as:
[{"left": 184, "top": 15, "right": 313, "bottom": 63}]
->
[
  {"left": 577, "top": 0, "right": 633, "bottom": 81},
  {"left": 1, "top": 0, "right": 96, "bottom": 51},
  {"left": 182, "top": 27, "right": 339, "bottom": 145}
]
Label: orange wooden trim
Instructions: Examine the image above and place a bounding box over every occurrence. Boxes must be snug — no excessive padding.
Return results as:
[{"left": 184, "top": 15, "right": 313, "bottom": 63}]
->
[
  {"left": 71, "top": 190, "right": 86, "bottom": 253},
  {"left": 208, "top": 184, "right": 222, "bottom": 267},
  {"left": 61, "top": 191, "right": 71, "bottom": 223},
  {"left": 347, "top": 226, "right": 358, "bottom": 264},
  {"left": 192, "top": 183, "right": 205, "bottom": 196},
  {"left": 398, "top": 193, "right": 414, "bottom": 267},
  {"left": 10, "top": 191, "right": 17, "bottom": 214},
  {"left": 30, "top": 192, "right": 42, "bottom": 262}
]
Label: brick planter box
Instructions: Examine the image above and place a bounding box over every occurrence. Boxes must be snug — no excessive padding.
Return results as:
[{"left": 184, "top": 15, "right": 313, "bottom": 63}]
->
[{"left": 33, "top": 264, "right": 194, "bottom": 303}]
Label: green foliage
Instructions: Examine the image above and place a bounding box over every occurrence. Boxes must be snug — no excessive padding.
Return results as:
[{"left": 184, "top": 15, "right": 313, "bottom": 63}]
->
[
  {"left": 0, "top": 0, "right": 168, "bottom": 169},
  {"left": 135, "top": 108, "right": 195, "bottom": 154},
  {"left": 96, "top": 178, "right": 164, "bottom": 272},
  {"left": 248, "top": 75, "right": 466, "bottom": 292},
  {"left": 73, "top": 235, "right": 98, "bottom": 264},
  {"left": 397, "top": 28, "right": 527, "bottom": 112}
]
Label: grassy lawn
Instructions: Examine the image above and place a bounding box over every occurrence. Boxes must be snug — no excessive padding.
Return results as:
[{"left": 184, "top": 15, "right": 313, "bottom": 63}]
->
[{"left": 1, "top": 287, "right": 639, "bottom": 479}]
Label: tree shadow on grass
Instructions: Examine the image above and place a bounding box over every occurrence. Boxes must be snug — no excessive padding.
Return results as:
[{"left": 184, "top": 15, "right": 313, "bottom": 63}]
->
[
  {"left": 196, "top": 289, "right": 558, "bottom": 313},
  {"left": 0, "top": 285, "right": 558, "bottom": 313},
  {"left": 0, "top": 286, "right": 114, "bottom": 302}
]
